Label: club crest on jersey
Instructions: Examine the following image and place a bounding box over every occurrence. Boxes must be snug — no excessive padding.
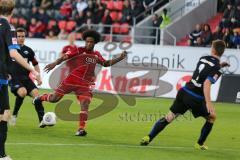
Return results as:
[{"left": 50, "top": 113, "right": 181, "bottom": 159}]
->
[
  {"left": 86, "top": 57, "right": 96, "bottom": 64},
  {"left": 24, "top": 51, "right": 29, "bottom": 55}
]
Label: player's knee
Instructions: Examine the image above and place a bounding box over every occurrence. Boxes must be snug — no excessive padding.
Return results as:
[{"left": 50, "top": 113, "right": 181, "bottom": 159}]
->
[
  {"left": 80, "top": 100, "right": 90, "bottom": 109},
  {"left": 165, "top": 112, "right": 175, "bottom": 123},
  {"left": 50, "top": 94, "right": 62, "bottom": 103},
  {"left": 18, "top": 88, "right": 27, "bottom": 97}
]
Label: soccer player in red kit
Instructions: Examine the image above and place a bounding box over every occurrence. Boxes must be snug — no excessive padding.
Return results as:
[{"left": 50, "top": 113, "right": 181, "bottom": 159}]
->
[{"left": 33, "top": 30, "right": 127, "bottom": 136}]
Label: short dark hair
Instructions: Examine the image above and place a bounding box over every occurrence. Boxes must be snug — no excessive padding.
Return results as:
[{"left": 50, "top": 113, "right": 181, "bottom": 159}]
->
[
  {"left": 16, "top": 27, "right": 27, "bottom": 34},
  {"left": 212, "top": 40, "right": 226, "bottom": 56},
  {"left": 0, "top": 0, "right": 15, "bottom": 16},
  {"left": 82, "top": 29, "right": 101, "bottom": 43}
]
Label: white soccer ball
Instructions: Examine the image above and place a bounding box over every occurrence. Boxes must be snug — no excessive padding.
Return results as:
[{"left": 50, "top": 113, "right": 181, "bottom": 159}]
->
[{"left": 43, "top": 112, "right": 57, "bottom": 125}]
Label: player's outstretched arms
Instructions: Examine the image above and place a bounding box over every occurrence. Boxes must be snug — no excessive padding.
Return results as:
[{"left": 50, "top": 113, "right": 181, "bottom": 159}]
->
[
  {"left": 44, "top": 54, "right": 68, "bottom": 73},
  {"left": 99, "top": 51, "right": 127, "bottom": 67},
  {"left": 203, "top": 79, "right": 215, "bottom": 114},
  {"left": 10, "top": 49, "right": 39, "bottom": 78},
  {"left": 220, "top": 62, "right": 230, "bottom": 68}
]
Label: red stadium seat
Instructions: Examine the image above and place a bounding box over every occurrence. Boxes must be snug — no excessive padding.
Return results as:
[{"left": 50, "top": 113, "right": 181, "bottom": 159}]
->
[
  {"left": 110, "top": 11, "right": 118, "bottom": 21},
  {"left": 47, "top": 20, "right": 57, "bottom": 29},
  {"left": 66, "top": 21, "right": 76, "bottom": 32},
  {"left": 58, "top": 20, "right": 67, "bottom": 30},
  {"left": 118, "top": 12, "right": 123, "bottom": 21},
  {"left": 107, "top": 1, "right": 114, "bottom": 10},
  {"left": 18, "top": 18, "right": 27, "bottom": 26},
  {"left": 10, "top": 17, "right": 18, "bottom": 25},
  {"left": 112, "top": 22, "right": 121, "bottom": 34},
  {"left": 122, "top": 36, "right": 132, "bottom": 43},
  {"left": 120, "top": 23, "right": 130, "bottom": 34},
  {"left": 114, "top": 1, "right": 123, "bottom": 11}
]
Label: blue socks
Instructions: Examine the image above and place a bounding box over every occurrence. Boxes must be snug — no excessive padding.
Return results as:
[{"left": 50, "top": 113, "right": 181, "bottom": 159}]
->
[
  {"left": 198, "top": 121, "right": 213, "bottom": 145},
  {"left": 149, "top": 118, "right": 169, "bottom": 141}
]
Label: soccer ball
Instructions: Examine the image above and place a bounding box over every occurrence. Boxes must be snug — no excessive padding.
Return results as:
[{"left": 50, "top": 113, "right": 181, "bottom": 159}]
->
[{"left": 43, "top": 112, "right": 57, "bottom": 125}]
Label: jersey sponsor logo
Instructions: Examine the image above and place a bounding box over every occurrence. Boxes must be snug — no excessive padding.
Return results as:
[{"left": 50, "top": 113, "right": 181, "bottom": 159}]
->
[
  {"left": 24, "top": 50, "right": 29, "bottom": 55},
  {"left": 86, "top": 57, "right": 96, "bottom": 64},
  {"left": 200, "top": 58, "right": 214, "bottom": 66},
  {"left": 191, "top": 79, "right": 202, "bottom": 87}
]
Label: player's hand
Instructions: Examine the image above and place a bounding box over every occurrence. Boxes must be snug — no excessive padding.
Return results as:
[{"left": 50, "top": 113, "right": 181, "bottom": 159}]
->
[
  {"left": 37, "top": 78, "right": 42, "bottom": 86},
  {"left": 206, "top": 102, "right": 215, "bottom": 115},
  {"left": 220, "top": 62, "right": 230, "bottom": 68},
  {"left": 31, "top": 70, "right": 40, "bottom": 79},
  {"left": 44, "top": 62, "right": 57, "bottom": 73},
  {"left": 120, "top": 51, "right": 127, "bottom": 60}
]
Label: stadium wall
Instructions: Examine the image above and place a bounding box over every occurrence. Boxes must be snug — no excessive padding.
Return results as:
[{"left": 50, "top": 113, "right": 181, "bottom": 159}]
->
[
  {"left": 26, "top": 39, "right": 240, "bottom": 102},
  {"left": 217, "top": 75, "right": 240, "bottom": 104}
]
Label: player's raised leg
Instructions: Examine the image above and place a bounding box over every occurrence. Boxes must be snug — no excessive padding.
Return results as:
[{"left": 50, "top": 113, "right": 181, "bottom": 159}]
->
[{"left": 33, "top": 92, "right": 63, "bottom": 128}]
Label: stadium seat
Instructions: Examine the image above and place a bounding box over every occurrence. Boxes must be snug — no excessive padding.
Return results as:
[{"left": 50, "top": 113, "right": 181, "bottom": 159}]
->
[
  {"left": 58, "top": 20, "right": 67, "bottom": 30},
  {"left": 110, "top": 11, "right": 118, "bottom": 21},
  {"left": 47, "top": 20, "right": 57, "bottom": 30},
  {"left": 107, "top": 1, "right": 114, "bottom": 10},
  {"left": 18, "top": 18, "right": 27, "bottom": 26},
  {"left": 122, "top": 36, "right": 132, "bottom": 43},
  {"left": 114, "top": 1, "right": 123, "bottom": 11},
  {"left": 120, "top": 23, "right": 130, "bottom": 34},
  {"left": 66, "top": 21, "right": 76, "bottom": 32},
  {"left": 112, "top": 22, "right": 121, "bottom": 34},
  {"left": 118, "top": 12, "right": 123, "bottom": 22},
  {"left": 10, "top": 17, "right": 18, "bottom": 25},
  {"left": 104, "top": 35, "right": 112, "bottom": 41}
]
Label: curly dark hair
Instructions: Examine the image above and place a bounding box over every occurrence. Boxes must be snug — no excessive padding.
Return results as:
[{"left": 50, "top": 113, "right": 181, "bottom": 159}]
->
[{"left": 82, "top": 29, "right": 101, "bottom": 43}]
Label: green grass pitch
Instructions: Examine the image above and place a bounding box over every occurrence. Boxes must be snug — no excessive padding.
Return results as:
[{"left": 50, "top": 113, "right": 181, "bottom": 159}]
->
[{"left": 6, "top": 90, "right": 240, "bottom": 160}]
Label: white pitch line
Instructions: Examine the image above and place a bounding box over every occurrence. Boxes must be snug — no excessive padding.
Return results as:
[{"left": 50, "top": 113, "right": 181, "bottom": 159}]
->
[{"left": 6, "top": 142, "right": 239, "bottom": 152}]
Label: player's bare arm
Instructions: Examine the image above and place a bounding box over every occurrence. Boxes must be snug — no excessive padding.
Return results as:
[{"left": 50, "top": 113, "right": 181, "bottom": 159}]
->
[
  {"left": 44, "top": 54, "right": 68, "bottom": 73},
  {"left": 203, "top": 79, "right": 215, "bottom": 114},
  {"left": 98, "top": 51, "right": 127, "bottom": 67},
  {"left": 10, "top": 49, "right": 39, "bottom": 79},
  {"left": 220, "top": 62, "right": 230, "bottom": 68},
  {"left": 34, "top": 64, "right": 42, "bottom": 85}
]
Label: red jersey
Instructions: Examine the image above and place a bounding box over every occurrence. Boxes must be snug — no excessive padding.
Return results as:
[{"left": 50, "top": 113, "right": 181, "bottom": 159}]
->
[
  {"left": 61, "top": 44, "right": 78, "bottom": 55},
  {"left": 63, "top": 47, "right": 106, "bottom": 86}
]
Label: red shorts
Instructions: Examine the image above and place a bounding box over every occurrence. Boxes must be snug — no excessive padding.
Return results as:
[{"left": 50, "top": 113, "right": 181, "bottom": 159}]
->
[{"left": 55, "top": 77, "right": 93, "bottom": 102}]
